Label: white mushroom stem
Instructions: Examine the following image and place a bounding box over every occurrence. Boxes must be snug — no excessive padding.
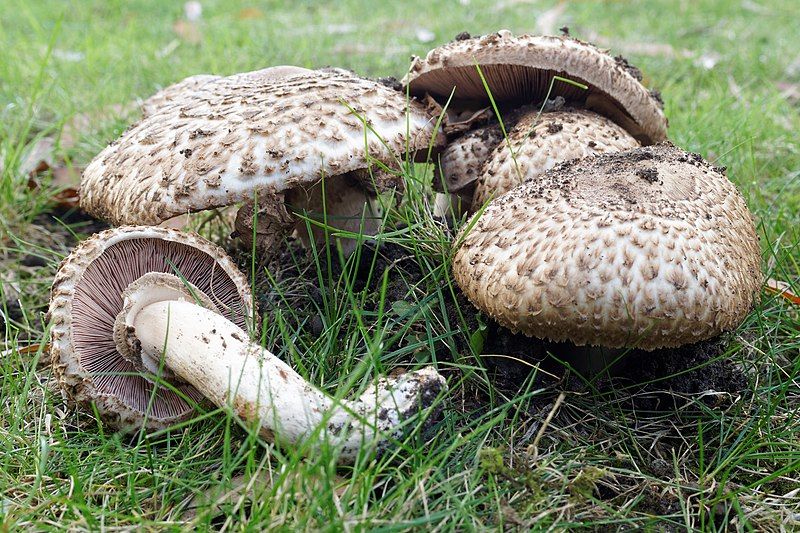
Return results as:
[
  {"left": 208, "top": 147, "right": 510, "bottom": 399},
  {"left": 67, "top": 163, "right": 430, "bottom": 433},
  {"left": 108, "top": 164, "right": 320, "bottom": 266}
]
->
[
  {"left": 285, "top": 173, "right": 383, "bottom": 255},
  {"left": 122, "top": 281, "right": 444, "bottom": 462}
]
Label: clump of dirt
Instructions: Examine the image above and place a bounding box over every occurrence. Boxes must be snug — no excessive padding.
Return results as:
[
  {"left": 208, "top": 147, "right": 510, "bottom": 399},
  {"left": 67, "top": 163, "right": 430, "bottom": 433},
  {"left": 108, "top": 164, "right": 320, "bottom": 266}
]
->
[
  {"left": 473, "top": 316, "right": 747, "bottom": 412},
  {"left": 636, "top": 167, "right": 659, "bottom": 183}
]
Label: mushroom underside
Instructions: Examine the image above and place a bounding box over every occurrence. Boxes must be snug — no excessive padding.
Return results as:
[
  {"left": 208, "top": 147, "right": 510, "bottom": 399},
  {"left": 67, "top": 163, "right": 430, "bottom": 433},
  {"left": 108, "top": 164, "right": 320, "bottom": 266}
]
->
[{"left": 411, "top": 65, "right": 654, "bottom": 144}]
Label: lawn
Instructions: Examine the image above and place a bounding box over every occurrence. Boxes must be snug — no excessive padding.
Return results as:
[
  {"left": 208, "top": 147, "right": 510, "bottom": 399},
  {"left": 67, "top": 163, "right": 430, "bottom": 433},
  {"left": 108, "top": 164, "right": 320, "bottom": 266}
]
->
[{"left": 1, "top": 0, "right": 799, "bottom": 529}]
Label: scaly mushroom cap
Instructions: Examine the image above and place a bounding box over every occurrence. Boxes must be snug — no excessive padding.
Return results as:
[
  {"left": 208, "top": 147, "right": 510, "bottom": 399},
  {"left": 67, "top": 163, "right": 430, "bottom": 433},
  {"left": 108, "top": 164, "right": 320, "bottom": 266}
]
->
[
  {"left": 48, "top": 226, "right": 256, "bottom": 431},
  {"left": 453, "top": 144, "right": 762, "bottom": 350},
  {"left": 141, "top": 74, "right": 221, "bottom": 117},
  {"left": 471, "top": 108, "right": 640, "bottom": 209},
  {"left": 140, "top": 66, "right": 312, "bottom": 117},
  {"left": 437, "top": 123, "right": 504, "bottom": 193},
  {"left": 402, "top": 30, "right": 668, "bottom": 144},
  {"left": 81, "top": 69, "right": 444, "bottom": 226}
]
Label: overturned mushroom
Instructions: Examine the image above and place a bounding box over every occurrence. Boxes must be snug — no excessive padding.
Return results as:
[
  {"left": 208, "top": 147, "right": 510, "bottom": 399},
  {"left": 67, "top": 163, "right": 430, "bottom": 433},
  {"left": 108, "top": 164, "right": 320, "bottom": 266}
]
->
[
  {"left": 81, "top": 68, "right": 444, "bottom": 256},
  {"left": 403, "top": 30, "right": 668, "bottom": 214},
  {"left": 49, "top": 226, "right": 445, "bottom": 461},
  {"left": 453, "top": 144, "right": 761, "bottom": 352}
]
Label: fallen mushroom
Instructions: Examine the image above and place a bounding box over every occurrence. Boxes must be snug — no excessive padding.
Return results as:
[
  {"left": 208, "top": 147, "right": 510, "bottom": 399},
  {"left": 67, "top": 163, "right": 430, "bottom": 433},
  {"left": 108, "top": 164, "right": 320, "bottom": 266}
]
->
[
  {"left": 453, "top": 144, "right": 761, "bottom": 354},
  {"left": 403, "top": 30, "right": 668, "bottom": 214},
  {"left": 81, "top": 67, "right": 444, "bottom": 256},
  {"left": 49, "top": 226, "right": 445, "bottom": 461},
  {"left": 470, "top": 108, "right": 639, "bottom": 210}
]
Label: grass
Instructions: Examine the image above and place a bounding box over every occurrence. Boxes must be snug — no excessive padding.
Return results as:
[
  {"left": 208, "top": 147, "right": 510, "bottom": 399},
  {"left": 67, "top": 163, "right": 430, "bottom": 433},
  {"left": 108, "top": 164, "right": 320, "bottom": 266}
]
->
[{"left": 2, "top": 0, "right": 799, "bottom": 529}]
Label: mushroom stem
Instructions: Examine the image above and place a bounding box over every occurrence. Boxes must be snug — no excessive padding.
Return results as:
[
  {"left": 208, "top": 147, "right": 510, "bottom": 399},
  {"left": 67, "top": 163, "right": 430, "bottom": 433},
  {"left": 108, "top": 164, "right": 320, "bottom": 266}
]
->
[
  {"left": 129, "top": 299, "right": 445, "bottom": 461},
  {"left": 286, "top": 173, "right": 383, "bottom": 255}
]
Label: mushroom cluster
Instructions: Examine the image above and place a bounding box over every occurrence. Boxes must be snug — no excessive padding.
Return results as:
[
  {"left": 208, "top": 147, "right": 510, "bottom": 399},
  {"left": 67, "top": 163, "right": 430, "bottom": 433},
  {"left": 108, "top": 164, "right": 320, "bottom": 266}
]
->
[{"left": 50, "top": 30, "right": 762, "bottom": 462}]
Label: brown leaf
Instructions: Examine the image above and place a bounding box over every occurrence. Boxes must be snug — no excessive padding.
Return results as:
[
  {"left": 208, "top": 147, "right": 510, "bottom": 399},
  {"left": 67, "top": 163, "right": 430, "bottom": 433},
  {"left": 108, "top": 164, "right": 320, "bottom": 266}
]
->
[
  {"left": 765, "top": 278, "right": 800, "bottom": 305},
  {"left": 173, "top": 19, "right": 202, "bottom": 44},
  {"left": 237, "top": 7, "right": 264, "bottom": 19},
  {"left": 777, "top": 82, "right": 800, "bottom": 106},
  {"left": 27, "top": 161, "right": 82, "bottom": 210},
  {"left": 20, "top": 137, "right": 56, "bottom": 176}
]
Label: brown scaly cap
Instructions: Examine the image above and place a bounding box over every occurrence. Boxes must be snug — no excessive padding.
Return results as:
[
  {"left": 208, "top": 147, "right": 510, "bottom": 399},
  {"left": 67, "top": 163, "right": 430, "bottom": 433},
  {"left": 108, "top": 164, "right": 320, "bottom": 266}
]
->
[
  {"left": 453, "top": 144, "right": 762, "bottom": 350},
  {"left": 48, "top": 226, "right": 257, "bottom": 432},
  {"left": 81, "top": 69, "right": 444, "bottom": 226},
  {"left": 436, "top": 123, "right": 504, "bottom": 193},
  {"left": 471, "top": 108, "right": 639, "bottom": 209},
  {"left": 140, "top": 67, "right": 313, "bottom": 117},
  {"left": 402, "top": 30, "right": 668, "bottom": 144}
]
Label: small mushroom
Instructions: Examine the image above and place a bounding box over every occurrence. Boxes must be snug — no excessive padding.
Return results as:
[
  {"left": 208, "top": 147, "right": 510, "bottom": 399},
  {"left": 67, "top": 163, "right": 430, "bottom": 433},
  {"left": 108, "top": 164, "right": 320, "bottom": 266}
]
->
[
  {"left": 453, "top": 144, "right": 762, "bottom": 352},
  {"left": 433, "top": 123, "right": 503, "bottom": 217},
  {"left": 81, "top": 68, "right": 444, "bottom": 256},
  {"left": 470, "top": 108, "right": 640, "bottom": 210},
  {"left": 49, "top": 226, "right": 445, "bottom": 462},
  {"left": 403, "top": 30, "right": 668, "bottom": 215}
]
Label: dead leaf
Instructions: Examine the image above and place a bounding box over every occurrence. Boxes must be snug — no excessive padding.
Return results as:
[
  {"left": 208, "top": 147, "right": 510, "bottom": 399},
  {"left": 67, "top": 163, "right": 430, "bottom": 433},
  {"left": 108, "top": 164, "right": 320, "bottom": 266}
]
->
[
  {"left": 765, "top": 278, "right": 800, "bottom": 305},
  {"left": 534, "top": 3, "right": 567, "bottom": 36},
  {"left": 184, "top": 1, "right": 202, "bottom": 22},
  {"left": 237, "top": 7, "right": 264, "bottom": 19},
  {"left": 173, "top": 19, "right": 202, "bottom": 44},
  {"left": 20, "top": 137, "right": 55, "bottom": 176},
  {"left": 777, "top": 82, "right": 800, "bottom": 106}
]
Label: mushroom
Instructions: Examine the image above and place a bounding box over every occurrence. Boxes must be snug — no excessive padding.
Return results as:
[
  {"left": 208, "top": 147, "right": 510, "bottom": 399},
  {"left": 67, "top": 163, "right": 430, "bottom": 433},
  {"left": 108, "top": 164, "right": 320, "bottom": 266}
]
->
[
  {"left": 81, "top": 68, "right": 444, "bottom": 256},
  {"left": 433, "top": 123, "right": 503, "bottom": 218},
  {"left": 452, "top": 144, "right": 762, "bottom": 353},
  {"left": 49, "top": 226, "right": 446, "bottom": 461},
  {"left": 470, "top": 108, "right": 640, "bottom": 210},
  {"left": 402, "top": 30, "right": 668, "bottom": 214}
]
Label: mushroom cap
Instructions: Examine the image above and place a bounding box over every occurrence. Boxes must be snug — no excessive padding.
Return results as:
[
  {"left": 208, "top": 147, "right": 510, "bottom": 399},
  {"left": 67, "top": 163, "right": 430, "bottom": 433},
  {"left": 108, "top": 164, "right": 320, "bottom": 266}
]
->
[
  {"left": 140, "top": 67, "right": 313, "bottom": 117},
  {"left": 81, "top": 69, "right": 444, "bottom": 226},
  {"left": 402, "top": 30, "right": 667, "bottom": 144},
  {"left": 471, "top": 108, "right": 640, "bottom": 209},
  {"left": 453, "top": 144, "right": 762, "bottom": 350},
  {"left": 48, "top": 226, "right": 256, "bottom": 431},
  {"left": 437, "top": 123, "right": 504, "bottom": 193},
  {"left": 141, "top": 74, "right": 221, "bottom": 117}
]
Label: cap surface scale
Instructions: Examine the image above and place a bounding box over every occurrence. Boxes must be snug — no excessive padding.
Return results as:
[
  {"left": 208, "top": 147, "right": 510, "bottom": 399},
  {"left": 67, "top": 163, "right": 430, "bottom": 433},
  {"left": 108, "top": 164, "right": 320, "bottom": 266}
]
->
[{"left": 472, "top": 108, "right": 639, "bottom": 209}]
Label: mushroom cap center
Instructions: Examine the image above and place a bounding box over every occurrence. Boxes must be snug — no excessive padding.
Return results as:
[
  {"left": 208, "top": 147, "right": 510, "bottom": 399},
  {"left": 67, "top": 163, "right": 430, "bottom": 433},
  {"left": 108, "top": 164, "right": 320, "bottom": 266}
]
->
[{"left": 112, "top": 272, "right": 220, "bottom": 385}]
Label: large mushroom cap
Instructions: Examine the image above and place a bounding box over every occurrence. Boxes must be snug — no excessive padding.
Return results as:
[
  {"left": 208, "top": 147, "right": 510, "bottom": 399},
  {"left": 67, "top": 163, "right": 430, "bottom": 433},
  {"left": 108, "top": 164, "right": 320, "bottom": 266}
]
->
[
  {"left": 81, "top": 69, "right": 444, "bottom": 226},
  {"left": 453, "top": 144, "right": 762, "bottom": 350},
  {"left": 402, "top": 31, "right": 667, "bottom": 144},
  {"left": 48, "top": 226, "right": 256, "bottom": 431},
  {"left": 471, "top": 108, "right": 640, "bottom": 209}
]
